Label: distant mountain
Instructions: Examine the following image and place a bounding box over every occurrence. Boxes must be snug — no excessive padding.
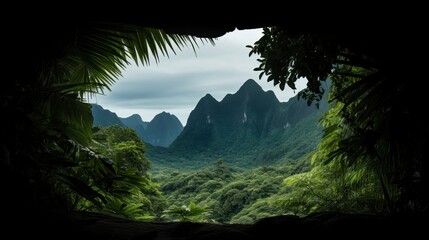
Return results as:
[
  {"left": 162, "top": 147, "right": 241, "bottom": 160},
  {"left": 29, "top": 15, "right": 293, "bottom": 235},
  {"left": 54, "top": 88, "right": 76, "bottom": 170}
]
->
[
  {"left": 142, "top": 112, "right": 184, "bottom": 147},
  {"left": 90, "top": 104, "right": 183, "bottom": 147},
  {"left": 91, "top": 79, "right": 330, "bottom": 170},
  {"left": 91, "top": 104, "right": 125, "bottom": 127},
  {"left": 149, "top": 79, "right": 330, "bottom": 170},
  {"left": 119, "top": 114, "right": 148, "bottom": 139},
  {"left": 172, "top": 79, "right": 283, "bottom": 149}
]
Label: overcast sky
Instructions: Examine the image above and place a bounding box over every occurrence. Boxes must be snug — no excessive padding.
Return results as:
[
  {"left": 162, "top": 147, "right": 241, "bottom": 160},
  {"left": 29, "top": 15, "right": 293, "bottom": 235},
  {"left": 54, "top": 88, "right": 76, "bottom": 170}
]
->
[{"left": 90, "top": 28, "right": 306, "bottom": 125}]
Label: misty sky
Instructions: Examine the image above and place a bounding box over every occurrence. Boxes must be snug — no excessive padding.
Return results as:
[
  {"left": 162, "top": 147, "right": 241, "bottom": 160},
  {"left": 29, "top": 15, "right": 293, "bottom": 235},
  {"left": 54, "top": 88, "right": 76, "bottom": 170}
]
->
[{"left": 90, "top": 28, "right": 306, "bottom": 125}]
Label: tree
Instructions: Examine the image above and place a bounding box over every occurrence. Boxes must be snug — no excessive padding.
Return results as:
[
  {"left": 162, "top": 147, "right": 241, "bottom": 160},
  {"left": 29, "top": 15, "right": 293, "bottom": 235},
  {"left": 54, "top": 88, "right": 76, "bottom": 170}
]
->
[
  {"left": 93, "top": 125, "right": 150, "bottom": 174},
  {"left": 56, "top": 126, "right": 166, "bottom": 220},
  {"left": 248, "top": 27, "right": 428, "bottom": 212}
]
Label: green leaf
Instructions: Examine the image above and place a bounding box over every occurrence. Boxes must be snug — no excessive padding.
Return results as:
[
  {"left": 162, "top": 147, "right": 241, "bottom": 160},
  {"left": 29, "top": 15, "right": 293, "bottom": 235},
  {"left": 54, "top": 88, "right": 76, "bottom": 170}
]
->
[
  {"left": 58, "top": 173, "right": 105, "bottom": 206},
  {"left": 135, "top": 215, "right": 155, "bottom": 221}
]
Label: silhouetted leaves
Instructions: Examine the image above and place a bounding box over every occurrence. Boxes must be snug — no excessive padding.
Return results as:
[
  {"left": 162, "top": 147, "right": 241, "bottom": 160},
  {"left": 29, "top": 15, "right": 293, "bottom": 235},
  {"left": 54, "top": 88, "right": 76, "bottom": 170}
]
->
[
  {"left": 58, "top": 174, "right": 106, "bottom": 207},
  {"left": 2, "top": 21, "right": 214, "bottom": 214},
  {"left": 249, "top": 27, "right": 428, "bottom": 212}
]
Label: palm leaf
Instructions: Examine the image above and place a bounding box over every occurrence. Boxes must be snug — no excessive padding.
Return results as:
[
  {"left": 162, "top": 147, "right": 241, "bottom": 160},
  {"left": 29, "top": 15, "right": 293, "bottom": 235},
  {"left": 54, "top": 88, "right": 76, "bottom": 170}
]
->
[
  {"left": 41, "top": 23, "right": 214, "bottom": 148},
  {"left": 25, "top": 22, "right": 215, "bottom": 215},
  {"left": 46, "top": 92, "right": 93, "bottom": 145},
  {"left": 58, "top": 173, "right": 105, "bottom": 206},
  {"left": 52, "top": 22, "right": 215, "bottom": 97}
]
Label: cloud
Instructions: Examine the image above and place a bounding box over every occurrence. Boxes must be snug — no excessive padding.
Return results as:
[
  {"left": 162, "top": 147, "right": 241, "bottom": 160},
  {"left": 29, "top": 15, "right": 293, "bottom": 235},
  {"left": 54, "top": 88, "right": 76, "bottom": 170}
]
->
[{"left": 93, "top": 29, "right": 306, "bottom": 125}]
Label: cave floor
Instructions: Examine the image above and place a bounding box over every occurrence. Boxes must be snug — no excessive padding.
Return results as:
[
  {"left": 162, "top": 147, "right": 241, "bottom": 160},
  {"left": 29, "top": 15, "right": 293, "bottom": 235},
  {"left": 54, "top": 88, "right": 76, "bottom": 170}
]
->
[{"left": 6, "top": 210, "right": 426, "bottom": 240}]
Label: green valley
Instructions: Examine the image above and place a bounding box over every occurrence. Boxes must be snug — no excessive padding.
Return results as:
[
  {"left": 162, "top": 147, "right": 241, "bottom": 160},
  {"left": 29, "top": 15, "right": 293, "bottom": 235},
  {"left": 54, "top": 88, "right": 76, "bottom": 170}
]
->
[
  {"left": 87, "top": 77, "right": 395, "bottom": 223},
  {"left": 91, "top": 79, "right": 331, "bottom": 223},
  {"left": 146, "top": 79, "right": 329, "bottom": 173}
]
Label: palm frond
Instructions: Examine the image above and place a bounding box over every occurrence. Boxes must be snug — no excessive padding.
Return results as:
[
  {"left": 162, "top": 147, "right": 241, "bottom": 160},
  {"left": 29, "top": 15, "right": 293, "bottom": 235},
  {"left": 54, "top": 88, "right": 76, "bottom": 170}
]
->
[
  {"left": 58, "top": 173, "right": 106, "bottom": 206},
  {"left": 49, "top": 23, "right": 215, "bottom": 97},
  {"left": 40, "top": 23, "right": 215, "bottom": 148}
]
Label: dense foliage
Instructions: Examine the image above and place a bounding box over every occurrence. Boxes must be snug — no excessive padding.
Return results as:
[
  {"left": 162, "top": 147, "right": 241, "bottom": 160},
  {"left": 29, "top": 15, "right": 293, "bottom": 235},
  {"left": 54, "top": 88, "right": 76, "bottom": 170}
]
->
[
  {"left": 162, "top": 202, "right": 211, "bottom": 222},
  {"left": 148, "top": 105, "right": 325, "bottom": 174},
  {"left": 156, "top": 159, "right": 310, "bottom": 223},
  {"left": 86, "top": 126, "right": 164, "bottom": 219},
  {"left": 279, "top": 102, "right": 386, "bottom": 215},
  {"left": 248, "top": 27, "right": 428, "bottom": 212}
]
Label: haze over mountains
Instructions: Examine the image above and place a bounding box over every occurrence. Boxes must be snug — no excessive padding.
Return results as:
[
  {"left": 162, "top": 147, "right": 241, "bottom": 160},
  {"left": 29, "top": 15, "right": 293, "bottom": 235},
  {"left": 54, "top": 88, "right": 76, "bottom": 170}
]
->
[
  {"left": 173, "top": 79, "right": 323, "bottom": 149},
  {"left": 119, "top": 114, "right": 148, "bottom": 138},
  {"left": 141, "top": 112, "right": 183, "bottom": 147},
  {"left": 153, "top": 79, "right": 329, "bottom": 170},
  {"left": 91, "top": 104, "right": 183, "bottom": 147},
  {"left": 92, "top": 79, "right": 329, "bottom": 170}
]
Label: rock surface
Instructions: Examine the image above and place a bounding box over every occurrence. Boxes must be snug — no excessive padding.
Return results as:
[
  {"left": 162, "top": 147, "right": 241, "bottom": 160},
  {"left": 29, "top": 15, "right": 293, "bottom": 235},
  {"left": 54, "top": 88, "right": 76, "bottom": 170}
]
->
[{"left": 7, "top": 209, "right": 425, "bottom": 240}]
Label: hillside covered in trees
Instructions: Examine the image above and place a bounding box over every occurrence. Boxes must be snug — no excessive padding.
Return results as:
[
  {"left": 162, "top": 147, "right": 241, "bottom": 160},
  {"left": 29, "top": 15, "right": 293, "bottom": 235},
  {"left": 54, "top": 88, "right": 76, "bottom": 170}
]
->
[{"left": 147, "top": 79, "right": 329, "bottom": 172}]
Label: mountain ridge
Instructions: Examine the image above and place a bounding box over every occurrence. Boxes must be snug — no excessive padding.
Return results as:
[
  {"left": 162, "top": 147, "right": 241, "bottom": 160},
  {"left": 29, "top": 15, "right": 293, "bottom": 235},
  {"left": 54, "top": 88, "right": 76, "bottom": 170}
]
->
[
  {"left": 148, "top": 79, "right": 330, "bottom": 171},
  {"left": 141, "top": 112, "right": 184, "bottom": 147},
  {"left": 171, "top": 79, "right": 322, "bottom": 150},
  {"left": 91, "top": 104, "right": 126, "bottom": 128},
  {"left": 119, "top": 114, "right": 148, "bottom": 139},
  {"left": 91, "top": 105, "right": 183, "bottom": 147},
  {"left": 92, "top": 79, "right": 330, "bottom": 170}
]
